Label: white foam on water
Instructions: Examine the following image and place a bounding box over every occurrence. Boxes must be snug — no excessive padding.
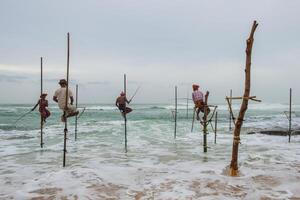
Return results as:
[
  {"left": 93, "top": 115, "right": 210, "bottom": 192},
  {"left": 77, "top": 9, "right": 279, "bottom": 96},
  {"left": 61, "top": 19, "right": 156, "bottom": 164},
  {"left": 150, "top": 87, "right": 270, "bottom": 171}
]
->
[{"left": 1, "top": 104, "right": 300, "bottom": 199}]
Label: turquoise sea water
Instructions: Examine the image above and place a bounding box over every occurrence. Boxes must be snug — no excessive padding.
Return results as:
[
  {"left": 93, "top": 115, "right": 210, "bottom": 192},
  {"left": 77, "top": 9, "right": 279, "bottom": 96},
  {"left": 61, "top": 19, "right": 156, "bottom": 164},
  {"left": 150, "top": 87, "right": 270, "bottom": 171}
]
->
[{"left": 0, "top": 103, "right": 300, "bottom": 199}]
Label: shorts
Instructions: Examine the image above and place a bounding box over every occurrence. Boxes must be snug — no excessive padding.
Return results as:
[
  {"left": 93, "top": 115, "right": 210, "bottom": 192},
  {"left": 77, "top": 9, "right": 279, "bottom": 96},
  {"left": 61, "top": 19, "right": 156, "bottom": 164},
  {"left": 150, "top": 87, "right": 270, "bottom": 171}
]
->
[
  {"left": 194, "top": 100, "right": 204, "bottom": 109},
  {"left": 118, "top": 104, "right": 126, "bottom": 112},
  {"left": 63, "top": 104, "right": 77, "bottom": 115}
]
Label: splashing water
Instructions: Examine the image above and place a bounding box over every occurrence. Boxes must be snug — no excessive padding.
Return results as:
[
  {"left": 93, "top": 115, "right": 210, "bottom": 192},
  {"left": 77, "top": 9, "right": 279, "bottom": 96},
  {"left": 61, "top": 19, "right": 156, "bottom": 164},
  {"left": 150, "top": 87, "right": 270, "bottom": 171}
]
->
[{"left": 0, "top": 103, "right": 300, "bottom": 199}]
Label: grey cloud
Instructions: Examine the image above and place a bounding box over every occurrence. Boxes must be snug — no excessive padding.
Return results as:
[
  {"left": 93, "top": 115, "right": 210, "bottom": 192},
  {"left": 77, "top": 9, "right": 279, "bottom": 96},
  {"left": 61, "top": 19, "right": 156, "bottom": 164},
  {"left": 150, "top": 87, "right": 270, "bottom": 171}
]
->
[
  {"left": 87, "top": 81, "right": 111, "bottom": 85},
  {"left": 0, "top": 74, "right": 28, "bottom": 83}
]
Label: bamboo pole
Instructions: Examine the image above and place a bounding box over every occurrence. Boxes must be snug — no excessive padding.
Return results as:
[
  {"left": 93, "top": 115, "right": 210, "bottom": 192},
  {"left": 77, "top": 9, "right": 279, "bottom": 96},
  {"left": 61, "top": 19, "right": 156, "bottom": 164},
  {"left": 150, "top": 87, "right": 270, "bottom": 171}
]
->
[
  {"left": 203, "top": 91, "right": 209, "bottom": 152},
  {"left": 229, "top": 21, "right": 258, "bottom": 176},
  {"left": 227, "top": 96, "right": 261, "bottom": 102},
  {"left": 214, "top": 111, "right": 218, "bottom": 144},
  {"left": 124, "top": 74, "right": 127, "bottom": 152},
  {"left": 75, "top": 84, "right": 78, "bottom": 141},
  {"left": 289, "top": 88, "right": 292, "bottom": 142},
  {"left": 186, "top": 92, "right": 189, "bottom": 119},
  {"left": 40, "top": 57, "right": 44, "bottom": 148},
  {"left": 226, "top": 97, "right": 236, "bottom": 126},
  {"left": 229, "top": 89, "right": 232, "bottom": 131},
  {"left": 63, "top": 32, "right": 70, "bottom": 167},
  {"left": 174, "top": 86, "right": 178, "bottom": 139},
  {"left": 191, "top": 107, "right": 195, "bottom": 132}
]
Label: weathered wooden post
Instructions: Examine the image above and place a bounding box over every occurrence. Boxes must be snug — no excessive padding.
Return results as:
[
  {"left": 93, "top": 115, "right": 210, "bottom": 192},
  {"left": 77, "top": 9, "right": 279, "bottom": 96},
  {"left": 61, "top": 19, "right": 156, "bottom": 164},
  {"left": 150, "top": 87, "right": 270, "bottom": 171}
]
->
[
  {"left": 203, "top": 91, "right": 209, "bottom": 152},
  {"left": 124, "top": 74, "right": 128, "bottom": 152},
  {"left": 191, "top": 107, "right": 195, "bottom": 132},
  {"left": 40, "top": 57, "right": 44, "bottom": 148},
  {"left": 229, "top": 89, "right": 233, "bottom": 131},
  {"left": 174, "top": 86, "right": 178, "bottom": 139},
  {"left": 75, "top": 84, "right": 78, "bottom": 141},
  {"left": 288, "top": 88, "right": 292, "bottom": 142},
  {"left": 214, "top": 111, "right": 218, "bottom": 144},
  {"left": 229, "top": 21, "right": 258, "bottom": 176},
  {"left": 63, "top": 32, "right": 70, "bottom": 167},
  {"left": 186, "top": 92, "right": 189, "bottom": 119}
]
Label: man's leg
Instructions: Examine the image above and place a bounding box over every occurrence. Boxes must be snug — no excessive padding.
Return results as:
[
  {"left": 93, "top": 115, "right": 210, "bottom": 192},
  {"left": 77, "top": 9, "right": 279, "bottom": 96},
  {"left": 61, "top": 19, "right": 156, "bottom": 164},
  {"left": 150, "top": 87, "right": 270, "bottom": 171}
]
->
[
  {"left": 125, "top": 107, "right": 132, "bottom": 114},
  {"left": 65, "top": 105, "right": 79, "bottom": 118},
  {"left": 196, "top": 108, "right": 201, "bottom": 120}
]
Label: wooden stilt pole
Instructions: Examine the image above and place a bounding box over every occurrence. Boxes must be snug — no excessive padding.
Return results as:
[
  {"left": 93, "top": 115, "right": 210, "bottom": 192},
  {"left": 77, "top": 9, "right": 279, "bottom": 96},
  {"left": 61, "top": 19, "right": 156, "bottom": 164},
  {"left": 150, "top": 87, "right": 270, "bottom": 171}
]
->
[
  {"left": 186, "top": 91, "right": 189, "bottom": 119},
  {"left": 191, "top": 107, "right": 195, "bottom": 132},
  {"left": 229, "top": 21, "right": 258, "bottom": 176},
  {"left": 288, "top": 88, "right": 292, "bottom": 143},
  {"left": 40, "top": 57, "right": 44, "bottom": 148},
  {"left": 75, "top": 84, "right": 78, "bottom": 141},
  {"left": 124, "top": 74, "right": 127, "bottom": 152},
  {"left": 174, "top": 86, "right": 178, "bottom": 139},
  {"left": 229, "top": 89, "right": 232, "bottom": 131},
  {"left": 203, "top": 91, "right": 209, "bottom": 152},
  {"left": 214, "top": 111, "right": 218, "bottom": 144},
  {"left": 63, "top": 32, "right": 70, "bottom": 167}
]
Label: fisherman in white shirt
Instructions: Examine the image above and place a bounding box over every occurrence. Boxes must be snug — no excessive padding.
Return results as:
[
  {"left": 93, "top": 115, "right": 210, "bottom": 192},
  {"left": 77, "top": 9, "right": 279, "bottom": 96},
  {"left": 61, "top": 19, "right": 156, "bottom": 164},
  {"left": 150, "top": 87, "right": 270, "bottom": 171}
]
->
[{"left": 53, "top": 79, "right": 79, "bottom": 122}]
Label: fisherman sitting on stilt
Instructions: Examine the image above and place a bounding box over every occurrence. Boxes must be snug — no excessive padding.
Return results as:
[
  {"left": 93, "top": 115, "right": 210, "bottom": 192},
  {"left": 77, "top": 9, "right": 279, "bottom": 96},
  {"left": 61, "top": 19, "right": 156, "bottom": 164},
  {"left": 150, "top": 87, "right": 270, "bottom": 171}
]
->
[
  {"left": 53, "top": 79, "right": 79, "bottom": 122},
  {"left": 32, "top": 93, "right": 51, "bottom": 123},
  {"left": 192, "top": 84, "right": 210, "bottom": 121},
  {"left": 115, "top": 91, "right": 132, "bottom": 118}
]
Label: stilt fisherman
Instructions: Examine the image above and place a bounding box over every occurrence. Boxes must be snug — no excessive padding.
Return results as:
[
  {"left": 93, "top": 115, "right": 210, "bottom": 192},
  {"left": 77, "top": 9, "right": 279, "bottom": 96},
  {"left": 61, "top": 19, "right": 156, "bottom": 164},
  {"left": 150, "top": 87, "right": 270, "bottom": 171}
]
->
[
  {"left": 53, "top": 79, "right": 79, "bottom": 122},
  {"left": 31, "top": 93, "right": 51, "bottom": 123},
  {"left": 192, "top": 84, "right": 210, "bottom": 120},
  {"left": 116, "top": 91, "right": 132, "bottom": 117}
]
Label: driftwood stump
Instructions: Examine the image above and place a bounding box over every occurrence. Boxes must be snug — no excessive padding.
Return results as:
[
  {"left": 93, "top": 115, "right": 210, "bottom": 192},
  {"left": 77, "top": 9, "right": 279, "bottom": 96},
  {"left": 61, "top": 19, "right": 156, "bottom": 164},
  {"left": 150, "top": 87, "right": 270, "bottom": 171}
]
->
[
  {"left": 229, "top": 21, "right": 258, "bottom": 176},
  {"left": 203, "top": 91, "right": 209, "bottom": 152}
]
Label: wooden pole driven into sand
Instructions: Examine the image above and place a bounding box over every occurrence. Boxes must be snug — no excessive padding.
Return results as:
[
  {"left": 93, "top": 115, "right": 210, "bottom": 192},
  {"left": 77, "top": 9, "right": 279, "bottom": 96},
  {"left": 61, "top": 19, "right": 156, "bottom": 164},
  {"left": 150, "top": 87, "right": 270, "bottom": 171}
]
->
[
  {"left": 229, "top": 21, "right": 258, "bottom": 176},
  {"left": 40, "top": 57, "right": 44, "bottom": 148},
  {"left": 63, "top": 33, "right": 70, "bottom": 167},
  {"left": 174, "top": 86, "right": 178, "bottom": 139},
  {"left": 214, "top": 111, "right": 218, "bottom": 144},
  {"left": 229, "top": 89, "right": 232, "bottom": 131},
  {"left": 191, "top": 107, "right": 195, "bottom": 132},
  {"left": 288, "top": 88, "right": 292, "bottom": 143},
  {"left": 186, "top": 91, "right": 189, "bottom": 119},
  {"left": 75, "top": 84, "right": 78, "bottom": 141},
  {"left": 124, "top": 74, "right": 128, "bottom": 152},
  {"left": 203, "top": 91, "right": 209, "bottom": 152}
]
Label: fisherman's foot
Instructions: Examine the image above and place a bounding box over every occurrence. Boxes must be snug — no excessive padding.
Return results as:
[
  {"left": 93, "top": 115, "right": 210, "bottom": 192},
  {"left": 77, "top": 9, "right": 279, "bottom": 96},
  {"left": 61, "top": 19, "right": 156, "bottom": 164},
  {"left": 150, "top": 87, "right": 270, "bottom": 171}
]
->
[{"left": 196, "top": 116, "right": 200, "bottom": 121}]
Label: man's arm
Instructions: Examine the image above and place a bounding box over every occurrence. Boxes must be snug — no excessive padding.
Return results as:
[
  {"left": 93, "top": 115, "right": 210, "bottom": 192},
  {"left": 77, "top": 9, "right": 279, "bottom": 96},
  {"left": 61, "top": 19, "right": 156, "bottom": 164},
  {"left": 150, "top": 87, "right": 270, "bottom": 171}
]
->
[
  {"left": 53, "top": 89, "right": 59, "bottom": 103},
  {"left": 70, "top": 96, "right": 74, "bottom": 105},
  {"left": 31, "top": 100, "right": 39, "bottom": 111},
  {"left": 53, "top": 96, "right": 58, "bottom": 103},
  {"left": 115, "top": 98, "right": 119, "bottom": 107},
  {"left": 126, "top": 97, "right": 130, "bottom": 104},
  {"left": 69, "top": 90, "right": 74, "bottom": 105}
]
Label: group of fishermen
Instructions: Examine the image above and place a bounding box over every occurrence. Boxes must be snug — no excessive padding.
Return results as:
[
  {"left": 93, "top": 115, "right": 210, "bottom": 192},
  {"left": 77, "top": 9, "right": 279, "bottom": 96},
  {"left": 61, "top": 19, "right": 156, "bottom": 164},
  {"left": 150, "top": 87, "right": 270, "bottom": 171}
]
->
[
  {"left": 31, "top": 79, "right": 79, "bottom": 124},
  {"left": 32, "top": 80, "right": 209, "bottom": 124}
]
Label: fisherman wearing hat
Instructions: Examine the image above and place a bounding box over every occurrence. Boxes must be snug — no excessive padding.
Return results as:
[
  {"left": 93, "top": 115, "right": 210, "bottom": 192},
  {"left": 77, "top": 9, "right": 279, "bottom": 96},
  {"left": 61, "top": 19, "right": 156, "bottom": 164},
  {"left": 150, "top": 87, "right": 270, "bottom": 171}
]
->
[
  {"left": 32, "top": 93, "right": 51, "bottom": 123},
  {"left": 115, "top": 91, "right": 132, "bottom": 117},
  {"left": 53, "top": 79, "right": 79, "bottom": 122},
  {"left": 192, "top": 84, "right": 208, "bottom": 120}
]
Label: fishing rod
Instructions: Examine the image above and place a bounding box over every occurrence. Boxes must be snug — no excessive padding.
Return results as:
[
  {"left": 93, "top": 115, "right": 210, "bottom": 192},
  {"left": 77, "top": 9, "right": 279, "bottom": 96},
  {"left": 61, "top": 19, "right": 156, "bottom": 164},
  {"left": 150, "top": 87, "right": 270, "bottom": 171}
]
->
[
  {"left": 13, "top": 110, "right": 32, "bottom": 125},
  {"left": 129, "top": 86, "right": 141, "bottom": 102},
  {"left": 77, "top": 107, "right": 86, "bottom": 119}
]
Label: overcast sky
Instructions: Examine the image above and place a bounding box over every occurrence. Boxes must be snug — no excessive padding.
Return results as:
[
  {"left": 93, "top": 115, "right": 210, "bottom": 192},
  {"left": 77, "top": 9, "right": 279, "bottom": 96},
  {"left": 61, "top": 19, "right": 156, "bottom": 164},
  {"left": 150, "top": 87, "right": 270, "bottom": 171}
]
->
[{"left": 0, "top": 0, "right": 299, "bottom": 104}]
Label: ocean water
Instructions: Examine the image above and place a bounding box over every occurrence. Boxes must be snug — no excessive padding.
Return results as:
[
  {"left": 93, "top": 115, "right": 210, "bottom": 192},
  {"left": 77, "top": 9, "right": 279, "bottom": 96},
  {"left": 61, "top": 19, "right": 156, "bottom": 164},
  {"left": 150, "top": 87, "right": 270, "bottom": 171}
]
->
[{"left": 0, "top": 103, "right": 300, "bottom": 199}]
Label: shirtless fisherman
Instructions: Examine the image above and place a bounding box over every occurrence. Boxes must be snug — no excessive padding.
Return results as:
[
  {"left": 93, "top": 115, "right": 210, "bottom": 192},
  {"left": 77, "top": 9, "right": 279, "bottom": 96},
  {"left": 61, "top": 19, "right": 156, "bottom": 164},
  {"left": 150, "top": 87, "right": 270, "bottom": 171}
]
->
[{"left": 115, "top": 91, "right": 132, "bottom": 117}]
